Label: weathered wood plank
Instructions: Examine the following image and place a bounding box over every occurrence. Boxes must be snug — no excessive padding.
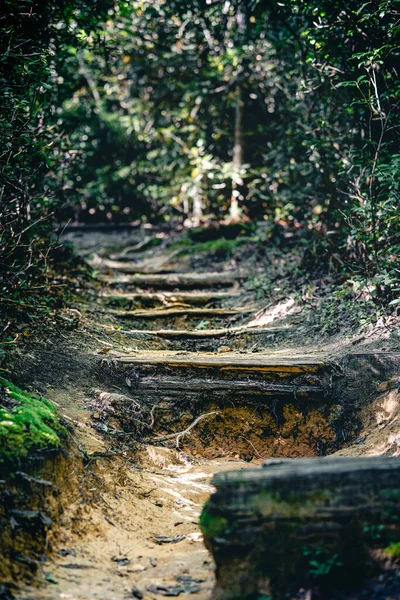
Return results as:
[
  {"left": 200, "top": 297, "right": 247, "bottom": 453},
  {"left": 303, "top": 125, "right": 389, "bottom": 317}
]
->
[
  {"left": 112, "top": 350, "right": 326, "bottom": 374},
  {"left": 99, "top": 306, "right": 254, "bottom": 319},
  {"left": 132, "top": 375, "right": 324, "bottom": 397},
  {"left": 97, "top": 271, "right": 242, "bottom": 288},
  {"left": 100, "top": 290, "right": 240, "bottom": 305},
  {"left": 110, "top": 325, "right": 292, "bottom": 339},
  {"left": 89, "top": 253, "right": 182, "bottom": 274}
]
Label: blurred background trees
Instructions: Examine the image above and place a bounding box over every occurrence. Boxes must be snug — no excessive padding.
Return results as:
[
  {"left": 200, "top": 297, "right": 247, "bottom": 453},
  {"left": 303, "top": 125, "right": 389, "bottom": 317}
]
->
[{"left": 1, "top": 0, "right": 399, "bottom": 320}]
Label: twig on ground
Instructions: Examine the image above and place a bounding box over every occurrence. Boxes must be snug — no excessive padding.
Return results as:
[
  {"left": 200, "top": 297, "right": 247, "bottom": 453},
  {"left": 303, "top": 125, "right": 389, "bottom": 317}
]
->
[{"left": 238, "top": 435, "right": 262, "bottom": 458}]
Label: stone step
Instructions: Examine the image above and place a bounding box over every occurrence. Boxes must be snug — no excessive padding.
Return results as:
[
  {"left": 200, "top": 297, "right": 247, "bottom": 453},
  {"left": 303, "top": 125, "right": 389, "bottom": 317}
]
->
[{"left": 201, "top": 456, "right": 400, "bottom": 599}]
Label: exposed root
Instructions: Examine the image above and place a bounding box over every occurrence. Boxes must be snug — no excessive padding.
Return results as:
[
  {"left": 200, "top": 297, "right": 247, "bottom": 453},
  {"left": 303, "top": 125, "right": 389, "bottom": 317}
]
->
[{"left": 144, "top": 411, "right": 219, "bottom": 447}]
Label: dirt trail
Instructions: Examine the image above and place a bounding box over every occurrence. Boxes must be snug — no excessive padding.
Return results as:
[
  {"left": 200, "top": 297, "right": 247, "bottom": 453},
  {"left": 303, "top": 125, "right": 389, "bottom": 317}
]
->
[
  {"left": 21, "top": 450, "right": 253, "bottom": 600},
  {"left": 15, "top": 228, "right": 400, "bottom": 599},
  {"left": 16, "top": 230, "right": 265, "bottom": 600}
]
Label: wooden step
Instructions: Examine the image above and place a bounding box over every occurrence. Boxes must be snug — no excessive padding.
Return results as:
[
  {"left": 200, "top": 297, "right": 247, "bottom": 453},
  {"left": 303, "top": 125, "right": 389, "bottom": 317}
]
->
[
  {"left": 100, "top": 291, "right": 240, "bottom": 306},
  {"left": 97, "top": 271, "right": 242, "bottom": 288},
  {"left": 111, "top": 349, "right": 326, "bottom": 374},
  {"left": 116, "top": 374, "right": 324, "bottom": 397},
  {"left": 99, "top": 351, "right": 338, "bottom": 459},
  {"left": 108, "top": 325, "right": 292, "bottom": 339},
  {"left": 89, "top": 254, "right": 181, "bottom": 274},
  {"left": 201, "top": 456, "right": 400, "bottom": 598},
  {"left": 97, "top": 307, "right": 254, "bottom": 319}
]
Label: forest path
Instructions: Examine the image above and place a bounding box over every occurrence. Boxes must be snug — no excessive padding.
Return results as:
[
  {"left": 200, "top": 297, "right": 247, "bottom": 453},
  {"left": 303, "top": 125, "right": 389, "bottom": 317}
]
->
[{"left": 17, "top": 227, "right": 399, "bottom": 600}]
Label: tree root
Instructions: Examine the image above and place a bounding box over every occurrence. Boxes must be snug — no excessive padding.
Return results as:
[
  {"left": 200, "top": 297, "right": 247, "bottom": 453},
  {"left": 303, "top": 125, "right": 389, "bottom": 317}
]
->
[{"left": 145, "top": 411, "right": 219, "bottom": 447}]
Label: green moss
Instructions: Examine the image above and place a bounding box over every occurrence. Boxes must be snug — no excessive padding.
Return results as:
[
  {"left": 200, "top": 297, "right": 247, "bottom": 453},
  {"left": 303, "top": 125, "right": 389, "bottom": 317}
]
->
[
  {"left": 253, "top": 488, "right": 332, "bottom": 519},
  {"left": 0, "top": 377, "right": 67, "bottom": 464},
  {"left": 384, "top": 542, "right": 400, "bottom": 558},
  {"left": 200, "top": 503, "right": 228, "bottom": 539}
]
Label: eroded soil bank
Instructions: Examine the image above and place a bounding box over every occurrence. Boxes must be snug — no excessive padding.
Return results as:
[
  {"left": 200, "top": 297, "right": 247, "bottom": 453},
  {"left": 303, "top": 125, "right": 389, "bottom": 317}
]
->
[{"left": 2, "top": 226, "right": 399, "bottom": 599}]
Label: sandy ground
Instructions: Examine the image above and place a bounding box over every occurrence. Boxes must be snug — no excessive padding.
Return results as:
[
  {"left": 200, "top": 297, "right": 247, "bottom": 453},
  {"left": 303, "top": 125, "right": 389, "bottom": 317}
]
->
[{"left": 19, "top": 441, "right": 257, "bottom": 600}]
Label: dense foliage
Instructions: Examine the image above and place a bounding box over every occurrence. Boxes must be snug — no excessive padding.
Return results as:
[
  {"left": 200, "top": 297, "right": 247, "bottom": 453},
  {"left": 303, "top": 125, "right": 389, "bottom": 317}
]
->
[
  {"left": 0, "top": 0, "right": 111, "bottom": 331},
  {"left": 1, "top": 0, "right": 399, "bottom": 330}
]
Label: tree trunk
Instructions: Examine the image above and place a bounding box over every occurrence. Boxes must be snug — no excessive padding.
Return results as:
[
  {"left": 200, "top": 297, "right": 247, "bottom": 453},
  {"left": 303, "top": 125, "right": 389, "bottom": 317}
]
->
[
  {"left": 229, "top": 2, "right": 247, "bottom": 222},
  {"left": 229, "top": 87, "right": 243, "bottom": 221},
  {"left": 192, "top": 183, "right": 203, "bottom": 224}
]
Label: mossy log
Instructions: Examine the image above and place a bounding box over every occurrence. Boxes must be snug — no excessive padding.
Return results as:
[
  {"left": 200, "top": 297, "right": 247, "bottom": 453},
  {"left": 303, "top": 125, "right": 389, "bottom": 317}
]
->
[
  {"left": 97, "top": 271, "right": 242, "bottom": 288},
  {"left": 201, "top": 456, "right": 400, "bottom": 599}
]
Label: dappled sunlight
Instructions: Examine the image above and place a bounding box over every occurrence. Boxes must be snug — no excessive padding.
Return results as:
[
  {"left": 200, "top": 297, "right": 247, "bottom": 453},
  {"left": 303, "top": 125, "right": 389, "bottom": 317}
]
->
[{"left": 247, "top": 297, "right": 302, "bottom": 328}]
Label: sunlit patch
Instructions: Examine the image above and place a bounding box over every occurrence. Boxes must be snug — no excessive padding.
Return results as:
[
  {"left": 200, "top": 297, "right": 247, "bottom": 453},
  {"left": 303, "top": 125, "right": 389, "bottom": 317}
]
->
[{"left": 247, "top": 297, "right": 302, "bottom": 328}]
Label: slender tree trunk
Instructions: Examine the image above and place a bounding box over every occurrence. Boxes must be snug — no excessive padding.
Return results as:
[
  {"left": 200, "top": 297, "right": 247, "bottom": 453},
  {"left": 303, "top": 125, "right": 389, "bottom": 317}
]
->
[
  {"left": 229, "top": 2, "right": 247, "bottom": 222},
  {"left": 192, "top": 185, "right": 203, "bottom": 224},
  {"left": 77, "top": 51, "right": 101, "bottom": 111},
  {"left": 230, "top": 86, "right": 243, "bottom": 221}
]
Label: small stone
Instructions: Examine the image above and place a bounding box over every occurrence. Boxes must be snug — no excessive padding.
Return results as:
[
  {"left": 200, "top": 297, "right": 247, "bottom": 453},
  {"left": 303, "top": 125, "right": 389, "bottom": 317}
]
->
[
  {"left": 377, "top": 380, "right": 392, "bottom": 392},
  {"left": 45, "top": 572, "right": 58, "bottom": 584},
  {"left": 127, "top": 564, "right": 147, "bottom": 573},
  {"left": 217, "top": 346, "right": 232, "bottom": 353}
]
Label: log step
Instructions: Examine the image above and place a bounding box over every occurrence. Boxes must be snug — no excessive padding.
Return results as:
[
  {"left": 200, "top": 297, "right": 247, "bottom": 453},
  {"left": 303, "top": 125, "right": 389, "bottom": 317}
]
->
[
  {"left": 100, "top": 291, "right": 240, "bottom": 307},
  {"left": 111, "top": 350, "right": 326, "bottom": 374},
  {"left": 107, "top": 325, "right": 292, "bottom": 339},
  {"left": 117, "top": 374, "right": 325, "bottom": 398},
  {"left": 88, "top": 253, "right": 182, "bottom": 274},
  {"left": 97, "top": 307, "right": 254, "bottom": 319},
  {"left": 100, "top": 353, "right": 337, "bottom": 459},
  {"left": 201, "top": 456, "right": 400, "bottom": 599},
  {"left": 97, "top": 271, "right": 242, "bottom": 288}
]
